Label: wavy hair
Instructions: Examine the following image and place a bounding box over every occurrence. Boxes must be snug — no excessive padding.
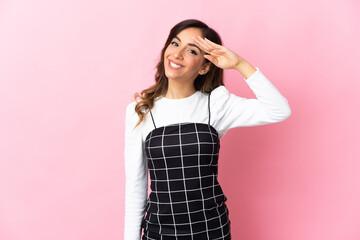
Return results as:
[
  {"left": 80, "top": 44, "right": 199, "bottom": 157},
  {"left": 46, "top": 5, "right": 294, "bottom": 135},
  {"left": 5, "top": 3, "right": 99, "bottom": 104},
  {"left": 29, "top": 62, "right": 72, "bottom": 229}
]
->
[{"left": 133, "top": 19, "right": 224, "bottom": 129}]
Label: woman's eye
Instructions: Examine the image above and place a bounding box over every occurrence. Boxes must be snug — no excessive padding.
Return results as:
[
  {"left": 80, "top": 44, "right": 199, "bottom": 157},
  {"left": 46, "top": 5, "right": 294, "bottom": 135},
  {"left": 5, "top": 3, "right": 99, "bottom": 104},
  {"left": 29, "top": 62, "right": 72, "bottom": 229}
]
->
[
  {"left": 171, "top": 41, "right": 178, "bottom": 46},
  {"left": 189, "top": 49, "right": 197, "bottom": 55}
]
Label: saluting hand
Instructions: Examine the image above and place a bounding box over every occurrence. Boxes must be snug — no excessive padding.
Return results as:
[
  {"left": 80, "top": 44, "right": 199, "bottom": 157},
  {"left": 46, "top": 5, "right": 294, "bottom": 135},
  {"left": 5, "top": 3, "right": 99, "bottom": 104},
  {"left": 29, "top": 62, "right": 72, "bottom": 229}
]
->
[{"left": 193, "top": 36, "right": 244, "bottom": 70}]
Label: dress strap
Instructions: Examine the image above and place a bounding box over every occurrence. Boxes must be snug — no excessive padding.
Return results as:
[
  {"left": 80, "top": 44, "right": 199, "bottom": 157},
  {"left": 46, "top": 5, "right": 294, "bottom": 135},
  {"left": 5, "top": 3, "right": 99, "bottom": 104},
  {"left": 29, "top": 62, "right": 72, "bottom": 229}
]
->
[
  {"left": 149, "top": 109, "right": 157, "bottom": 129},
  {"left": 208, "top": 91, "right": 211, "bottom": 125}
]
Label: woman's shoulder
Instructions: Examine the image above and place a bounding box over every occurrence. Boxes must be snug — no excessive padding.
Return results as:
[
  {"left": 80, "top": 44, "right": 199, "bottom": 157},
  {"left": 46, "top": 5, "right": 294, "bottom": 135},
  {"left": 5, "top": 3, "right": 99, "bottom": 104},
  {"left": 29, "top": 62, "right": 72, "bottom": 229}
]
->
[
  {"left": 209, "top": 85, "right": 231, "bottom": 103},
  {"left": 125, "top": 101, "right": 137, "bottom": 115},
  {"left": 125, "top": 100, "right": 149, "bottom": 126},
  {"left": 126, "top": 100, "right": 137, "bottom": 109},
  {"left": 211, "top": 85, "right": 229, "bottom": 95},
  {"left": 125, "top": 101, "right": 144, "bottom": 122},
  {"left": 126, "top": 100, "right": 147, "bottom": 114}
]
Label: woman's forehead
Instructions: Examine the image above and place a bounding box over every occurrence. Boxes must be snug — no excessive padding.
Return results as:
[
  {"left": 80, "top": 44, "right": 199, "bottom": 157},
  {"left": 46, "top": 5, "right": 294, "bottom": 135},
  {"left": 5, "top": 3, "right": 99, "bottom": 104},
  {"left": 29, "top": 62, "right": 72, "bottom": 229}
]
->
[{"left": 176, "top": 27, "right": 203, "bottom": 40}]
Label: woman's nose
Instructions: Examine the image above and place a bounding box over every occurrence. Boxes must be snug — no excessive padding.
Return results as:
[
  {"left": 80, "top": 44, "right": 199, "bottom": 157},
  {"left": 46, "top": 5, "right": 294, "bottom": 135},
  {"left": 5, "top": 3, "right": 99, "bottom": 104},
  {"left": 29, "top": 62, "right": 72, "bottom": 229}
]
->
[{"left": 173, "top": 47, "right": 184, "bottom": 59}]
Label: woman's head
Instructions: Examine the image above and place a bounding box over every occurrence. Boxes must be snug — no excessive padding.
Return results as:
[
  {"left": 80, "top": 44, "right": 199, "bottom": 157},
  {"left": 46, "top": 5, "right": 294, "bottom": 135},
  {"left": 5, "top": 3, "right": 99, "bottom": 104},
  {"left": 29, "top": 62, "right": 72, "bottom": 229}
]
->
[
  {"left": 133, "top": 19, "right": 224, "bottom": 128},
  {"left": 163, "top": 27, "right": 209, "bottom": 87},
  {"left": 157, "top": 19, "right": 223, "bottom": 93}
]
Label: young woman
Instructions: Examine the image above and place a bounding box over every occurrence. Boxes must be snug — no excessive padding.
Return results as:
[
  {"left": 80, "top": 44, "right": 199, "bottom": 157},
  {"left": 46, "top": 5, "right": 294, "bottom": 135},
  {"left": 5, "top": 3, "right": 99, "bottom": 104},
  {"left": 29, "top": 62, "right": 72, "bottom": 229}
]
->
[{"left": 124, "top": 19, "right": 291, "bottom": 240}]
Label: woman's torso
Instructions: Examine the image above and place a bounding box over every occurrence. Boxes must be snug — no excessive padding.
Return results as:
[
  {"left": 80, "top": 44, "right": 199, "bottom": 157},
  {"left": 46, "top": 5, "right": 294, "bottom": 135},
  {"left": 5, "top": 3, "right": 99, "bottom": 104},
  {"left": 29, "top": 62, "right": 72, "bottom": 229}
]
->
[{"left": 141, "top": 91, "right": 231, "bottom": 239}]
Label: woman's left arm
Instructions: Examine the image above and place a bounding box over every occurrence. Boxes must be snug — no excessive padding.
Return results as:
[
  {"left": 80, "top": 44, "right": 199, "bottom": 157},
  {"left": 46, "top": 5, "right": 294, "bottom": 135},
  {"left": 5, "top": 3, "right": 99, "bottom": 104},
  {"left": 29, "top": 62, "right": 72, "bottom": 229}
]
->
[{"left": 193, "top": 36, "right": 292, "bottom": 137}]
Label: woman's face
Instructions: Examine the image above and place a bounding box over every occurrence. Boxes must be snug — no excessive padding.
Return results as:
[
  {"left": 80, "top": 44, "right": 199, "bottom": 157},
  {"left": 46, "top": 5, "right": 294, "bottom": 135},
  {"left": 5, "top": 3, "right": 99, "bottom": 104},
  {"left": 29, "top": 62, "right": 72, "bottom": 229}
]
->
[{"left": 164, "top": 27, "right": 209, "bottom": 84}]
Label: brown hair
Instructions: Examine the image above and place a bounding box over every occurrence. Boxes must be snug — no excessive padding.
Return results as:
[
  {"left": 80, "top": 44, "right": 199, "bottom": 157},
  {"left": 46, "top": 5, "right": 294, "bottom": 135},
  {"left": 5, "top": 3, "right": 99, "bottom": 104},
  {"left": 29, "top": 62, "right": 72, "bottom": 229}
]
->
[{"left": 133, "top": 19, "right": 224, "bottom": 129}]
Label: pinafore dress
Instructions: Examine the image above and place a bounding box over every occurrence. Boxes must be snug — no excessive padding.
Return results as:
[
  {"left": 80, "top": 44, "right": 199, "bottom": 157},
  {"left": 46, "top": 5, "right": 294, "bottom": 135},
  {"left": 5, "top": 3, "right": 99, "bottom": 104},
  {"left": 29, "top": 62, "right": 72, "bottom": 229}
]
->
[{"left": 141, "top": 91, "right": 231, "bottom": 240}]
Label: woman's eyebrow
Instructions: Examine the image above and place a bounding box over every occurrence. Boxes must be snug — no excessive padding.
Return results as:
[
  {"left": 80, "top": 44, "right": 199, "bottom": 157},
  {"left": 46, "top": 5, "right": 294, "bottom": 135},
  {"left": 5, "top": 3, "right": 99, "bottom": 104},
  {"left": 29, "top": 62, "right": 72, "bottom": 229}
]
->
[{"left": 175, "top": 36, "right": 203, "bottom": 53}]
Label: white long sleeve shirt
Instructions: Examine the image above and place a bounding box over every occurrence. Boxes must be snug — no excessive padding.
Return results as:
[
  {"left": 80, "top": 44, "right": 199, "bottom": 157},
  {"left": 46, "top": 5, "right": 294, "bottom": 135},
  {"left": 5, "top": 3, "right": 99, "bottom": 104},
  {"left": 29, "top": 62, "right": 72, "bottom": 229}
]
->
[{"left": 124, "top": 67, "right": 291, "bottom": 240}]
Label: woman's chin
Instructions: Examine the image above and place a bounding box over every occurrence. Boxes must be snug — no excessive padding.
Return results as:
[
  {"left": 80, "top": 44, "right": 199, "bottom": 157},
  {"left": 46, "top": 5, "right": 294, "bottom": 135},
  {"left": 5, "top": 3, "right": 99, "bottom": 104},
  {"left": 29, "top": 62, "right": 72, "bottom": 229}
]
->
[{"left": 165, "top": 72, "right": 181, "bottom": 80}]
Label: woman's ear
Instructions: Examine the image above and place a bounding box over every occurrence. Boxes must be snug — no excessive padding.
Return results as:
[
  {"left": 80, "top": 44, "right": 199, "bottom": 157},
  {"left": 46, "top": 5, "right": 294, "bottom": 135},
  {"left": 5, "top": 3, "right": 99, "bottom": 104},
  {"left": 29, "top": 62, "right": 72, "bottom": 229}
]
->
[{"left": 198, "top": 62, "right": 211, "bottom": 75}]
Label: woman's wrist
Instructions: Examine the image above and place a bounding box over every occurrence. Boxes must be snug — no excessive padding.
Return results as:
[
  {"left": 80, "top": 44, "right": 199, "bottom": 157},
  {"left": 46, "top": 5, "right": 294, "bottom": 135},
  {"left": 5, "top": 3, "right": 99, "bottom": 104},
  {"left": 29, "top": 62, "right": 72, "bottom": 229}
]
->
[{"left": 234, "top": 58, "right": 257, "bottom": 80}]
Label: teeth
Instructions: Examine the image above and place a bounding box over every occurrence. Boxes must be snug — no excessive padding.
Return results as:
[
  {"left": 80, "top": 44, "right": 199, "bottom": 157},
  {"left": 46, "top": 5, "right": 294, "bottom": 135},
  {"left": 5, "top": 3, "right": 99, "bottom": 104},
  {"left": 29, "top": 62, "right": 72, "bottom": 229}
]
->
[{"left": 170, "top": 61, "right": 182, "bottom": 69}]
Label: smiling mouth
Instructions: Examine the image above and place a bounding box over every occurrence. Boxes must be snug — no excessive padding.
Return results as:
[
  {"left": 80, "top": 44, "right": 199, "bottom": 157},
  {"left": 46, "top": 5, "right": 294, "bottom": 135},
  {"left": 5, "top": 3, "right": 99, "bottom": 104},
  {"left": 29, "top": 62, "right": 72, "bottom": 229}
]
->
[{"left": 169, "top": 60, "right": 184, "bottom": 69}]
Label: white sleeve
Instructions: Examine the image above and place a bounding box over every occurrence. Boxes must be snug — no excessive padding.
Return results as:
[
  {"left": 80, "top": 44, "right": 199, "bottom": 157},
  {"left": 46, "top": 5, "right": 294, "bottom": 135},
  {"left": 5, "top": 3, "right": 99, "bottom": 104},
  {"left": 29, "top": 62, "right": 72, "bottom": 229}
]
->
[
  {"left": 211, "top": 67, "right": 292, "bottom": 139},
  {"left": 124, "top": 102, "right": 148, "bottom": 240}
]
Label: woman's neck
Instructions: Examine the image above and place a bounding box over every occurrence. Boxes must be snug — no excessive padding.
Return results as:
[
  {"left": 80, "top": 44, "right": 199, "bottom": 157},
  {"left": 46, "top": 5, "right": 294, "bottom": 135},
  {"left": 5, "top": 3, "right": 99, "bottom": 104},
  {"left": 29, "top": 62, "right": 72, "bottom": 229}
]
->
[{"left": 164, "top": 80, "right": 196, "bottom": 99}]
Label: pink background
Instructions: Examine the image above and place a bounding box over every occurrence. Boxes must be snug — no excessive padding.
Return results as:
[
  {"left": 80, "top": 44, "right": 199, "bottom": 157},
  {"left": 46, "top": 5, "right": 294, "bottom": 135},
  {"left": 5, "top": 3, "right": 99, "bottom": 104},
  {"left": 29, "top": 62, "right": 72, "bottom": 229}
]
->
[{"left": 1, "top": 0, "right": 359, "bottom": 239}]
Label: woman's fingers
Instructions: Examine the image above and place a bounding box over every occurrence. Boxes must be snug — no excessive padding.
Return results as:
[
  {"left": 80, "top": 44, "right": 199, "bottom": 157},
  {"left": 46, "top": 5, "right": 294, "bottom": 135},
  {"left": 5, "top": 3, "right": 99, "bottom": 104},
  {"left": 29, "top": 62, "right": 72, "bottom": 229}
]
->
[
  {"left": 195, "top": 36, "right": 214, "bottom": 50},
  {"left": 203, "top": 38, "right": 228, "bottom": 56},
  {"left": 204, "top": 38, "right": 222, "bottom": 49},
  {"left": 192, "top": 37, "right": 212, "bottom": 53},
  {"left": 193, "top": 36, "right": 222, "bottom": 56},
  {"left": 196, "top": 36, "right": 223, "bottom": 52},
  {"left": 194, "top": 36, "right": 242, "bottom": 69}
]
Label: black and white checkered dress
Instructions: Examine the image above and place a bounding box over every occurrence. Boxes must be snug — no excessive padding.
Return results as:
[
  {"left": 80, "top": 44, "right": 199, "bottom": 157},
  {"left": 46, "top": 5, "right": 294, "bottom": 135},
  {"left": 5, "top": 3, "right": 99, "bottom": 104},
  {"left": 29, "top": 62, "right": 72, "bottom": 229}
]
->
[{"left": 141, "top": 91, "right": 231, "bottom": 240}]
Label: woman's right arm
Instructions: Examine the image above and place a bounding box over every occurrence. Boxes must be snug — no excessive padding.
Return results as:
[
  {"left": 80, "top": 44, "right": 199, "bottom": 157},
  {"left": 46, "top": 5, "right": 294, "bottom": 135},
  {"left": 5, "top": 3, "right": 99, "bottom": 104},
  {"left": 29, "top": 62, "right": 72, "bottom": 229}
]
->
[{"left": 124, "top": 102, "right": 148, "bottom": 240}]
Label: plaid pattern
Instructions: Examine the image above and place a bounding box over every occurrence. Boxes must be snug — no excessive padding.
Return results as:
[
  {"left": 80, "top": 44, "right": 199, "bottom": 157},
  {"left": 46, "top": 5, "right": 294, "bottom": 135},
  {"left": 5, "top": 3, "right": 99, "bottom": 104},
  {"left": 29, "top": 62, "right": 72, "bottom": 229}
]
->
[{"left": 141, "top": 93, "right": 231, "bottom": 240}]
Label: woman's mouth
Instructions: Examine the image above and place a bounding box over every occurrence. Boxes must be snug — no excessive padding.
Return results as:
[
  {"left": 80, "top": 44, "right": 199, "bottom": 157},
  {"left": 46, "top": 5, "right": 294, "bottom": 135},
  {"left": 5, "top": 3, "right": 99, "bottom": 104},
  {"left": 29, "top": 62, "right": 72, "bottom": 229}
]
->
[{"left": 168, "top": 60, "right": 184, "bottom": 70}]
